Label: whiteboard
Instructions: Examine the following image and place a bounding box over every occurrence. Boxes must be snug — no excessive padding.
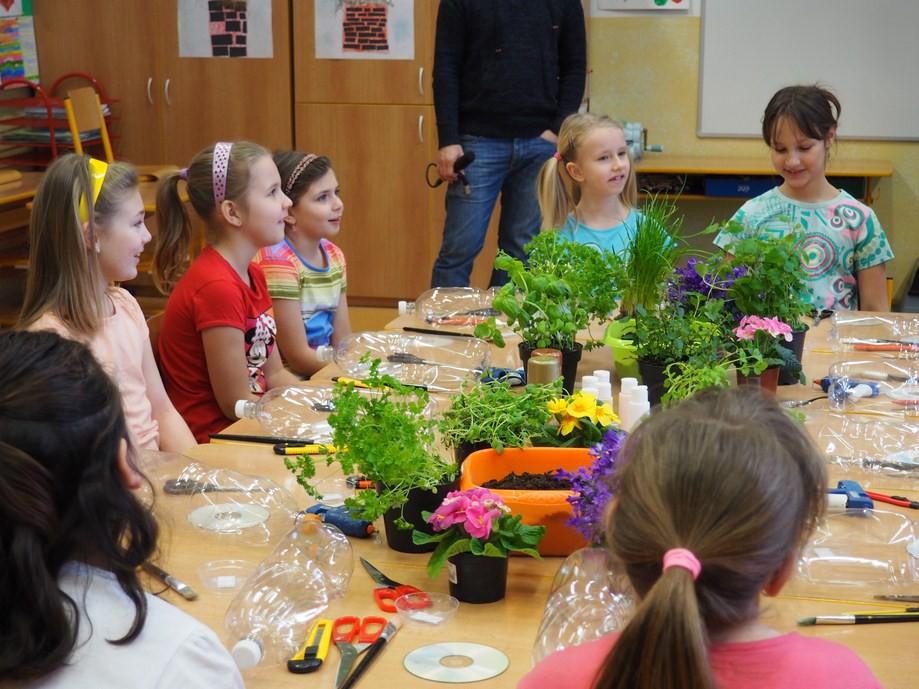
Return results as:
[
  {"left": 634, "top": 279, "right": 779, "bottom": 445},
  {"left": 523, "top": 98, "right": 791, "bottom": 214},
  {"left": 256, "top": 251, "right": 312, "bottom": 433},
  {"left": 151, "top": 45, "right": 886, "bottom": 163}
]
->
[{"left": 699, "top": 0, "right": 919, "bottom": 140}]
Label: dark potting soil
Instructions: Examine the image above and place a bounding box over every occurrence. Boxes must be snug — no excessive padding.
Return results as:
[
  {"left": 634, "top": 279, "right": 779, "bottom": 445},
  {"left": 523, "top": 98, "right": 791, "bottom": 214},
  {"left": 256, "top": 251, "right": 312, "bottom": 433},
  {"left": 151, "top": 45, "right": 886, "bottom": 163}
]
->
[{"left": 483, "top": 471, "right": 571, "bottom": 490}]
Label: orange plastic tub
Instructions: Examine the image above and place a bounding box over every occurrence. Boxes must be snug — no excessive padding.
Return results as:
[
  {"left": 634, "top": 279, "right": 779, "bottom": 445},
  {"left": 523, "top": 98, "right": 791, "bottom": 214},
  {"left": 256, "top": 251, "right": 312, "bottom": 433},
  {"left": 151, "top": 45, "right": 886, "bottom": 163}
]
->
[{"left": 460, "top": 447, "right": 591, "bottom": 556}]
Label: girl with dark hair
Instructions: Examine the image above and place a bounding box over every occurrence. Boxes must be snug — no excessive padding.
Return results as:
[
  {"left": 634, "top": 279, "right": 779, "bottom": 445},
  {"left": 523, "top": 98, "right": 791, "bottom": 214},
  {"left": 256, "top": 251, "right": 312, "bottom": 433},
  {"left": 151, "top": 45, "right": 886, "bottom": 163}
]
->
[
  {"left": 714, "top": 85, "right": 893, "bottom": 312},
  {"left": 254, "top": 150, "right": 351, "bottom": 376},
  {"left": 0, "top": 330, "right": 242, "bottom": 688},
  {"left": 519, "top": 387, "right": 881, "bottom": 689}
]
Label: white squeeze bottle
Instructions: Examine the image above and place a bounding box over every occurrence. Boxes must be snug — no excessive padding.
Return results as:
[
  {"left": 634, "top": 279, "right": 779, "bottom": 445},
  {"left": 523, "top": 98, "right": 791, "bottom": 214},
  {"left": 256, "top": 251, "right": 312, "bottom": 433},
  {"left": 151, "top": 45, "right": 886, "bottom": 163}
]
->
[
  {"left": 618, "top": 377, "right": 639, "bottom": 430},
  {"left": 397, "top": 287, "right": 496, "bottom": 325},
  {"left": 624, "top": 385, "right": 650, "bottom": 432}
]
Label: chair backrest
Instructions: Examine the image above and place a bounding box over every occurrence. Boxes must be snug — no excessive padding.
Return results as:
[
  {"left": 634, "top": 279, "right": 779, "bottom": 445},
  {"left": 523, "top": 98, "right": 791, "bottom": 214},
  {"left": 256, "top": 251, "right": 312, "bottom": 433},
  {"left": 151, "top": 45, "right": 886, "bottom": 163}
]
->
[
  {"left": 146, "top": 311, "right": 164, "bottom": 372},
  {"left": 64, "top": 86, "right": 114, "bottom": 162}
]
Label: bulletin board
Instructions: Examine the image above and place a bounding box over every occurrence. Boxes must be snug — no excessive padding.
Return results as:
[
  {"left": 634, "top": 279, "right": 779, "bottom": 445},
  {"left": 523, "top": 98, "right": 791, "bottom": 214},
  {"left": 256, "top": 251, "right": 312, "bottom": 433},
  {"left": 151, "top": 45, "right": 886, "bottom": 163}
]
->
[{"left": 698, "top": 0, "right": 919, "bottom": 140}]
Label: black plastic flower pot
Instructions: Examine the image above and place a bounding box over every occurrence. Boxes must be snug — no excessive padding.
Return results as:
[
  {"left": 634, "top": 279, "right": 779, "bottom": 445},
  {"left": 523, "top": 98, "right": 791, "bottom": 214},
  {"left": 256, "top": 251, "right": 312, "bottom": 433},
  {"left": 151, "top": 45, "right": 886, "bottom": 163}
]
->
[
  {"left": 636, "top": 358, "right": 668, "bottom": 407},
  {"left": 447, "top": 551, "right": 508, "bottom": 604},
  {"left": 777, "top": 326, "right": 808, "bottom": 385},
  {"left": 379, "top": 479, "right": 459, "bottom": 553}
]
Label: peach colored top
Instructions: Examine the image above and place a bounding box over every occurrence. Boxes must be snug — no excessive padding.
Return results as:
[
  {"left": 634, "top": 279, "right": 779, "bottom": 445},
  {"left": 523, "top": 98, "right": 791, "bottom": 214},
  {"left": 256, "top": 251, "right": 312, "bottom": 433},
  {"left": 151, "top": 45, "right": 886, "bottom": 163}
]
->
[{"left": 29, "top": 288, "right": 160, "bottom": 450}]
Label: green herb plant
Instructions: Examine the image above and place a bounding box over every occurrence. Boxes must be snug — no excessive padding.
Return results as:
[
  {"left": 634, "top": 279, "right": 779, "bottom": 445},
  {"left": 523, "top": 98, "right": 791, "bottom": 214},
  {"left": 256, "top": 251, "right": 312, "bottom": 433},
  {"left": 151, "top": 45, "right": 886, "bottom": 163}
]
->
[
  {"left": 474, "top": 232, "right": 621, "bottom": 350},
  {"left": 710, "top": 220, "right": 811, "bottom": 329},
  {"left": 438, "top": 379, "right": 562, "bottom": 453},
  {"left": 284, "top": 358, "right": 456, "bottom": 528}
]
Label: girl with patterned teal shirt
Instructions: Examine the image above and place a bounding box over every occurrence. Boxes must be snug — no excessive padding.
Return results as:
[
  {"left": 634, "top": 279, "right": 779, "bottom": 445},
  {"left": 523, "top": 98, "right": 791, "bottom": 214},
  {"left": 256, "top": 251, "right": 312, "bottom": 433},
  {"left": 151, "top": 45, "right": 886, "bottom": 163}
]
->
[
  {"left": 714, "top": 85, "right": 893, "bottom": 312},
  {"left": 538, "top": 113, "right": 641, "bottom": 257},
  {"left": 256, "top": 151, "right": 351, "bottom": 377}
]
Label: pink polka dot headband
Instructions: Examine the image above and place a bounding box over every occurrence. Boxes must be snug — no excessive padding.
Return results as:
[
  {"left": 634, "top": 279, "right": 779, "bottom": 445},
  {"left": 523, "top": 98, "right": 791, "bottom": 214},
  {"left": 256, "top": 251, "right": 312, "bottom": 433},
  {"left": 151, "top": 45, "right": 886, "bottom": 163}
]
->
[{"left": 212, "top": 141, "right": 233, "bottom": 207}]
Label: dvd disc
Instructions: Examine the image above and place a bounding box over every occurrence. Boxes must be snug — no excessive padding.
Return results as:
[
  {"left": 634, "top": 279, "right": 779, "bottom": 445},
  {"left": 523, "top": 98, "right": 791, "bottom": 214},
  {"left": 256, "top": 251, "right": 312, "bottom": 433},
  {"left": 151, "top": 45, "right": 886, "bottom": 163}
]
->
[
  {"left": 403, "top": 642, "right": 509, "bottom": 683},
  {"left": 188, "top": 503, "right": 270, "bottom": 532}
]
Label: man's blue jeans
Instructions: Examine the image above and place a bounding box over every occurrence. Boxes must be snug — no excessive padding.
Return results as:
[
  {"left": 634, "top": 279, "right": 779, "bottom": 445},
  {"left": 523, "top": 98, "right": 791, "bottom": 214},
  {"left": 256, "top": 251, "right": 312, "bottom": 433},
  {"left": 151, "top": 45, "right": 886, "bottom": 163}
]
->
[{"left": 430, "top": 134, "right": 555, "bottom": 288}]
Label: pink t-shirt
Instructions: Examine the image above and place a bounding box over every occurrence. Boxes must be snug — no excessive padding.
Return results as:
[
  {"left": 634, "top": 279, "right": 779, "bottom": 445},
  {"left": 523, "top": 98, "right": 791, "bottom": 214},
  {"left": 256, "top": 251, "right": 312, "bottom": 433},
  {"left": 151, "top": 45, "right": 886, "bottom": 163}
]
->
[
  {"left": 518, "top": 632, "right": 881, "bottom": 689},
  {"left": 29, "top": 288, "right": 160, "bottom": 450}
]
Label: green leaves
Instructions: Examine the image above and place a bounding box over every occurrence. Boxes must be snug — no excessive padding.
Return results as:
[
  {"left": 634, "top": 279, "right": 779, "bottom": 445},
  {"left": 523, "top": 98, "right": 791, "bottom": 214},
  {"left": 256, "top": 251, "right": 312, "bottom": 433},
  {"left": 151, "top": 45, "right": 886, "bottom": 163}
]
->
[
  {"left": 478, "top": 233, "right": 622, "bottom": 351},
  {"left": 438, "top": 379, "right": 562, "bottom": 452},
  {"left": 413, "top": 512, "right": 546, "bottom": 578},
  {"left": 286, "top": 357, "right": 456, "bottom": 524}
]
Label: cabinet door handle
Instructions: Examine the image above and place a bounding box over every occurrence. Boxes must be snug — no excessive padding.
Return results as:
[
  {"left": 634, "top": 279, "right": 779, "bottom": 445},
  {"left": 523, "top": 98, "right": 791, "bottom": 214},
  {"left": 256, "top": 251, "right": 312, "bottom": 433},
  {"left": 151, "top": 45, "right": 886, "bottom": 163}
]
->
[
  {"left": 146, "top": 77, "right": 153, "bottom": 105},
  {"left": 417, "top": 115, "right": 424, "bottom": 144},
  {"left": 164, "top": 78, "right": 172, "bottom": 106},
  {"left": 417, "top": 67, "right": 424, "bottom": 97}
]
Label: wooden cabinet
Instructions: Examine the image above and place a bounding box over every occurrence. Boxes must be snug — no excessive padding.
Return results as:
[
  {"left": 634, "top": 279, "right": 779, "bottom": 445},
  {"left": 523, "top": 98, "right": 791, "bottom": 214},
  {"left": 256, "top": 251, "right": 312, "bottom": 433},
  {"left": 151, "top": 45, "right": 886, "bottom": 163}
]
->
[
  {"left": 32, "top": 0, "right": 292, "bottom": 166},
  {"left": 296, "top": 102, "right": 442, "bottom": 301},
  {"left": 294, "top": 1, "right": 454, "bottom": 301}
]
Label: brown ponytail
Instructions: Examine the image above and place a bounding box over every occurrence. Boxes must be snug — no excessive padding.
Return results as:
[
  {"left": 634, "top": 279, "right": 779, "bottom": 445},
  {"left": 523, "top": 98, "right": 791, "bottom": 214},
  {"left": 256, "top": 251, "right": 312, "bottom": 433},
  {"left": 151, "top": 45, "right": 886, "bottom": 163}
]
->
[
  {"left": 593, "top": 387, "right": 826, "bottom": 689},
  {"left": 153, "top": 140, "right": 270, "bottom": 293}
]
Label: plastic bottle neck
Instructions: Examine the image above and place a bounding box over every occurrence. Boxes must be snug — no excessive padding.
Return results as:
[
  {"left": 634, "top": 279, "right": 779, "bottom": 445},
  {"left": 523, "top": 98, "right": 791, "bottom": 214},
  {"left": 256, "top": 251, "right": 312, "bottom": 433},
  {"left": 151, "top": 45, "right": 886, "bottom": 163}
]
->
[
  {"left": 316, "top": 345, "right": 335, "bottom": 364},
  {"left": 234, "top": 398, "right": 258, "bottom": 420}
]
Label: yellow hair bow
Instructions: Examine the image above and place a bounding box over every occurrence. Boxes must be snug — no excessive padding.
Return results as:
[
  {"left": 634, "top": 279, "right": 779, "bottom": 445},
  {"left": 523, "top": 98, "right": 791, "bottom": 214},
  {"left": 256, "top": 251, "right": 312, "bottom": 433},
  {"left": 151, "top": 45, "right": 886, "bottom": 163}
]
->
[{"left": 79, "top": 158, "right": 109, "bottom": 223}]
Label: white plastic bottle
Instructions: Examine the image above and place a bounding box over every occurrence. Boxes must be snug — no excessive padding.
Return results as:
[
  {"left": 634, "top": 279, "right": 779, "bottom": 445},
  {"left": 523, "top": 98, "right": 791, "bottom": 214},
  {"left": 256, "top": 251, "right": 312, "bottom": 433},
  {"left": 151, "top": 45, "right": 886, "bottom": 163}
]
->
[
  {"left": 234, "top": 386, "right": 334, "bottom": 439},
  {"left": 617, "top": 377, "right": 639, "bottom": 430},
  {"left": 225, "top": 517, "right": 353, "bottom": 669},
  {"left": 397, "top": 287, "right": 496, "bottom": 325}
]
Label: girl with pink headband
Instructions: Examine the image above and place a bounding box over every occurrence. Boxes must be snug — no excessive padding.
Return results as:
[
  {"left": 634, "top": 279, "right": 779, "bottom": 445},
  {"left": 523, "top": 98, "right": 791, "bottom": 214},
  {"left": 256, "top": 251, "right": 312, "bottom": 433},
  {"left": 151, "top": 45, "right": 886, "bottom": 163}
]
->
[
  {"left": 153, "top": 141, "right": 301, "bottom": 443},
  {"left": 254, "top": 150, "right": 351, "bottom": 376},
  {"left": 520, "top": 387, "right": 881, "bottom": 689}
]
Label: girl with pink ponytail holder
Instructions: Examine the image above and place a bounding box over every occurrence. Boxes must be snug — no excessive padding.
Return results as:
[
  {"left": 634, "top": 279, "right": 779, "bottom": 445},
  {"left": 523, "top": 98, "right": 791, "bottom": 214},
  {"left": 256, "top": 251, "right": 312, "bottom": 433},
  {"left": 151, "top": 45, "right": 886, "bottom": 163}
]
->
[
  {"left": 519, "top": 386, "right": 882, "bottom": 689},
  {"left": 153, "top": 141, "right": 301, "bottom": 443}
]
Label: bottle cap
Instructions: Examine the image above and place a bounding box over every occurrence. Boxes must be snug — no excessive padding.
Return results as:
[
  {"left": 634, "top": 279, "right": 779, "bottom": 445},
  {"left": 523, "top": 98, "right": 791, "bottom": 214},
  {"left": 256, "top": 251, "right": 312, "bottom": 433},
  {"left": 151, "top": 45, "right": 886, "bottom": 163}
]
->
[
  {"left": 633, "top": 385, "right": 649, "bottom": 404},
  {"left": 620, "top": 377, "right": 638, "bottom": 393},
  {"left": 233, "top": 399, "right": 250, "bottom": 419},
  {"left": 232, "top": 638, "right": 263, "bottom": 669},
  {"left": 593, "top": 370, "right": 611, "bottom": 384},
  {"left": 530, "top": 348, "right": 563, "bottom": 364},
  {"left": 397, "top": 300, "right": 409, "bottom": 315},
  {"left": 580, "top": 375, "right": 599, "bottom": 391},
  {"left": 315, "top": 345, "right": 334, "bottom": 363}
]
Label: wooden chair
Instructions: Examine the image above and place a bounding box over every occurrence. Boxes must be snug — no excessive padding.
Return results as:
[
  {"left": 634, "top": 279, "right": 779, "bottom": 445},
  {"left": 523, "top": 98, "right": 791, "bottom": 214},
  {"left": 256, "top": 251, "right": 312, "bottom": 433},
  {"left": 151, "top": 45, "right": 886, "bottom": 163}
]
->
[
  {"left": 64, "top": 86, "right": 114, "bottom": 162},
  {"left": 146, "top": 311, "right": 164, "bottom": 373}
]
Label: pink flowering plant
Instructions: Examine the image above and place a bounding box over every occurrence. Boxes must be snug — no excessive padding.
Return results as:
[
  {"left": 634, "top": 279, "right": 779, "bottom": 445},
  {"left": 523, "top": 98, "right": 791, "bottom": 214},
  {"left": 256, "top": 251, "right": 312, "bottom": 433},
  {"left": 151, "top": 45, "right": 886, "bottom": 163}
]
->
[
  {"left": 412, "top": 487, "right": 546, "bottom": 578},
  {"left": 730, "top": 315, "right": 802, "bottom": 382}
]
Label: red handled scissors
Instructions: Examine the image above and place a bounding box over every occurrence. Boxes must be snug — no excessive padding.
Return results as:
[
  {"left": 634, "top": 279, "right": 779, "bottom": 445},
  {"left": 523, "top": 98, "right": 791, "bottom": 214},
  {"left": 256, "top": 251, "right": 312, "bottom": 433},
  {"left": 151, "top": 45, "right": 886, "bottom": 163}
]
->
[
  {"left": 360, "top": 556, "right": 431, "bottom": 613},
  {"left": 332, "top": 615, "right": 386, "bottom": 689}
]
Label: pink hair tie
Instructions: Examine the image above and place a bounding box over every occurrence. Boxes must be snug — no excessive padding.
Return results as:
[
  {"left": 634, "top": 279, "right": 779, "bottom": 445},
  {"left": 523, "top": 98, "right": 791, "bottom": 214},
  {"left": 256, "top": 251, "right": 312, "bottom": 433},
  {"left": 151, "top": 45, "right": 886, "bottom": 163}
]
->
[
  {"left": 285, "top": 153, "right": 319, "bottom": 194},
  {"left": 178, "top": 167, "right": 188, "bottom": 180},
  {"left": 553, "top": 151, "right": 563, "bottom": 162},
  {"left": 662, "top": 548, "right": 701, "bottom": 581},
  {"left": 212, "top": 141, "right": 233, "bottom": 206}
]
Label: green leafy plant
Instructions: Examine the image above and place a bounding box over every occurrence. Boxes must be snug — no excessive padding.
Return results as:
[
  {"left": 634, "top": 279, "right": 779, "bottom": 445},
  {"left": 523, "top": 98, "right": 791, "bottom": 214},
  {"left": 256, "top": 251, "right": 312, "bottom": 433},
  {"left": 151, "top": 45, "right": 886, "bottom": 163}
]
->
[
  {"left": 412, "top": 487, "right": 545, "bottom": 578},
  {"left": 474, "top": 232, "right": 621, "bottom": 351},
  {"left": 617, "top": 194, "right": 688, "bottom": 318},
  {"left": 284, "top": 358, "right": 456, "bottom": 526},
  {"left": 710, "top": 220, "right": 812, "bottom": 329},
  {"left": 438, "top": 380, "right": 562, "bottom": 453},
  {"left": 532, "top": 390, "right": 620, "bottom": 448}
]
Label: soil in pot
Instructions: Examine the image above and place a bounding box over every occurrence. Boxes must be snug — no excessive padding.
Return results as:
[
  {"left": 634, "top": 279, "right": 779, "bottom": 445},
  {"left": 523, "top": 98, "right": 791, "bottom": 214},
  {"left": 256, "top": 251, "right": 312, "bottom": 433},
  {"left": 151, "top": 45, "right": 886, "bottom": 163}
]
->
[{"left": 483, "top": 471, "right": 571, "bottom": 490}]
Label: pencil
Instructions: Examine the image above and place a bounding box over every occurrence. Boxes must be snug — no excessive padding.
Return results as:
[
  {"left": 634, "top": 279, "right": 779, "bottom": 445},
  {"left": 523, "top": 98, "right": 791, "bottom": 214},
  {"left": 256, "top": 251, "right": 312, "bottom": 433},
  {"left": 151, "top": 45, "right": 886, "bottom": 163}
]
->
[{"left": 403, "top": 326, "right": 475, "bottom": 338}]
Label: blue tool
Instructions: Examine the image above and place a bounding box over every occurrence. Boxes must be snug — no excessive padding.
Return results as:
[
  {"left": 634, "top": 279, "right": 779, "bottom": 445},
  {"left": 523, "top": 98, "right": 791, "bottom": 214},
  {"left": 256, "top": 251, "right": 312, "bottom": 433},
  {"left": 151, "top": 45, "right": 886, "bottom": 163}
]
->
[
  {"left": 815, "top": 376, "right": 880, "bottom": 398},
  {"left": 827, "top": 480, "right": 874, "bottom": 510},
  {"left": 479, "top": 367, "right": 526, "bottom": 386},
  {"left": 303, "top": 504, "right": 375, "bottom": 538}
]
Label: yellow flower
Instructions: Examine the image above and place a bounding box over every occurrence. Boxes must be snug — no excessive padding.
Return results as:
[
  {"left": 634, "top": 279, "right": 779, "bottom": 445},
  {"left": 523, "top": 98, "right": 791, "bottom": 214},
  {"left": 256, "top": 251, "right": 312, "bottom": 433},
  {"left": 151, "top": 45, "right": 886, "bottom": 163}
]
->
[
  {"left": 547, "top": 398, "right": 569, "bottom": 416},
  {"left": 559, "top": 415, "right": 581, "bottom": 436},
  {"left": 566, "top": 393, "right": 598, "bottom": 424},
  {"left": 596, "top": 403, "right": 619, "bottom": 428}
]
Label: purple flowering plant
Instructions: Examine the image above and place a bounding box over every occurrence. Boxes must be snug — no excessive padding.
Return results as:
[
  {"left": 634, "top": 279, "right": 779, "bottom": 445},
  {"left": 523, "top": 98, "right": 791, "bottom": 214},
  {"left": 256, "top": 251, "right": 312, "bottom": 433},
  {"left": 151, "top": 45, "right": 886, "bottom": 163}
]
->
[
  {"left": 412, "top": 487, "right": 546, "bottom": 578},
  {"left": 557, "top": 426, "right": 627, "bottom": 545}
]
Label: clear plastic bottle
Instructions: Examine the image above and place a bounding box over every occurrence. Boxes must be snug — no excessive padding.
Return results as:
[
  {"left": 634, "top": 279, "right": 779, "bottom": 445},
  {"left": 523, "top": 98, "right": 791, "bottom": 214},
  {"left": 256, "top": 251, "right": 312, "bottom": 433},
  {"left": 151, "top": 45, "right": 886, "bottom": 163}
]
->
[
  {"left": 397, "top": 287, "right": 498, "bottom": 326},
  {"left": 234, "top": 385, "right": 336, "bottom": 440},
  {"left": 225, "top": 517, "right": 353, "bottom": 669},
  {"left": 316, "top": 331, "right": 490, "bottom": 393}
]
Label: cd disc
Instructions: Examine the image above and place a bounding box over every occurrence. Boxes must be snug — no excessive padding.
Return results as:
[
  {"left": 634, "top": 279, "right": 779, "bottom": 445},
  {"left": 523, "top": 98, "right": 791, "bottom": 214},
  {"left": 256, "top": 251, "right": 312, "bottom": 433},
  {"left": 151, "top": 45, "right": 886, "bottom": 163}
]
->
[
  {"left": 404, "top": 642, "right": 509, "bottom": 683},
  {"left": 188, "top": 503, "right": 270, "bottom": 532}
]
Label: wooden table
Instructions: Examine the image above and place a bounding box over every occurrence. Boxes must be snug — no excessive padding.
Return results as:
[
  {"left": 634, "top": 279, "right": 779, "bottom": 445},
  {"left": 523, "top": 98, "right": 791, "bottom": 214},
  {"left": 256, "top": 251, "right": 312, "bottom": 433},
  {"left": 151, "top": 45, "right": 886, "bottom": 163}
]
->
[{"left": 149, "top": 315, "right": 918, "bottom": 688}]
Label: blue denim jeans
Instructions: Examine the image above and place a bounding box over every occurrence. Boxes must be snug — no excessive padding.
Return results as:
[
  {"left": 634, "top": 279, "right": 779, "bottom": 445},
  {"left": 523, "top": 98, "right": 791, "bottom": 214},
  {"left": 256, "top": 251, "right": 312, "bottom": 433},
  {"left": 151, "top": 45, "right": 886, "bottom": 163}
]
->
[{"left": 430, "top": 134, "right": 555, "bottom": 288}]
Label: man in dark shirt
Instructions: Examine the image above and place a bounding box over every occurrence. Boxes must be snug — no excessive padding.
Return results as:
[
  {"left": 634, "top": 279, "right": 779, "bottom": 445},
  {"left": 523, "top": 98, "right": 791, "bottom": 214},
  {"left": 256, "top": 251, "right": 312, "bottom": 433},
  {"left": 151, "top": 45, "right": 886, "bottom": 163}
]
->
[{"left": 430, "top": 0, "right": 586, "bottom": 287}]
